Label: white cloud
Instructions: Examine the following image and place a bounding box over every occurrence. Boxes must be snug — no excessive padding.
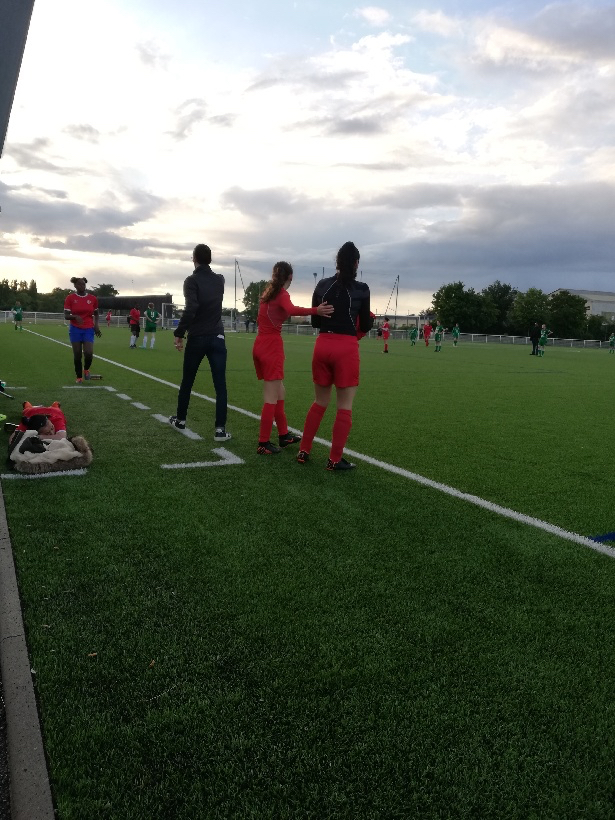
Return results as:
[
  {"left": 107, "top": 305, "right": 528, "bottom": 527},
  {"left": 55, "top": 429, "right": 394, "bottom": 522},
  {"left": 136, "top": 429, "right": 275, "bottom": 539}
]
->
[
  {"left": 412, "top": 10, "right": 462, "bottom": 38},
  {"left": 353, "top": 6, "right": 391, "bottom": 27}
]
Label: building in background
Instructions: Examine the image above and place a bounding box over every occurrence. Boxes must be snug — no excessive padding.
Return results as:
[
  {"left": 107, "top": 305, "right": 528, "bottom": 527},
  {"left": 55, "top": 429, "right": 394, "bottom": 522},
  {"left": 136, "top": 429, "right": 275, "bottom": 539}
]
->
[{"left": 551, "top": 290, "right": 615, "bottom": 321}]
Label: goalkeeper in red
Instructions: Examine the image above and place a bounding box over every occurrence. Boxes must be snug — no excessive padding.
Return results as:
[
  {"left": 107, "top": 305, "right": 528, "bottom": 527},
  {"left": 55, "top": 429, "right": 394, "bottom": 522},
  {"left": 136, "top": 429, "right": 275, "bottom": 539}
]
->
[{"left": 252, "top": 262, "right": 333, "bottom": 454}]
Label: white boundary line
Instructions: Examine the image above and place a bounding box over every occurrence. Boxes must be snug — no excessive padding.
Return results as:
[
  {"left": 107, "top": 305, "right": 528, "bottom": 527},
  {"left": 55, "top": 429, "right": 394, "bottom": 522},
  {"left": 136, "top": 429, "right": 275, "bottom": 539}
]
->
[
  {"left": 22, "top": 328, "right": 615, "bottom": 559},
  {"left": 0, "top": 469, "right": 88, "bottom": 480}
]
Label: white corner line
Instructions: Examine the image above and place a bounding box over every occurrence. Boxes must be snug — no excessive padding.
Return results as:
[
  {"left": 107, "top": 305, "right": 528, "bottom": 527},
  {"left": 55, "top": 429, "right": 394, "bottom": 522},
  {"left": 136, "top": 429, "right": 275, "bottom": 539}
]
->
[{"left": 161, "top": 448, "right": 244, "bottom": 469}]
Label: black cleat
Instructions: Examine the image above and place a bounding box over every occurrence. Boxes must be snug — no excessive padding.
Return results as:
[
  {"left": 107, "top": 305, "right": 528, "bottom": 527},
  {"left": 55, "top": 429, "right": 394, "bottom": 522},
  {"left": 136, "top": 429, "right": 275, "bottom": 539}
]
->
[
  {"left": 169, "top": 415, "right": 186, "bottom": 429},
  {"left": 296, "top": 450, "right": 310, "bottom": 464},
  {"left": 257, "top": 441, "right": 281, "bottom": 455},
  {"left": 326, "top": 457, "right": 356, "bottom": 472},
  {"left": 279, "top": 432, "right": 301, "bottom": 448}
]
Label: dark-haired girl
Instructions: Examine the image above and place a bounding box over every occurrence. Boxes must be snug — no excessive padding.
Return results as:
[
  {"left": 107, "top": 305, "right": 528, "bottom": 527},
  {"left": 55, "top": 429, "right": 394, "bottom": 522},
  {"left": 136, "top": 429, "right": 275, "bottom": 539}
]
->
[
  {"left": 252, "top": 261, "right": 333, "bottom": 454},
  {"left": 297, "top": 241, "right": 372, "bottom": 471},
  {"left": 63, "top": 277, "right": 101, "bottom": 383}
]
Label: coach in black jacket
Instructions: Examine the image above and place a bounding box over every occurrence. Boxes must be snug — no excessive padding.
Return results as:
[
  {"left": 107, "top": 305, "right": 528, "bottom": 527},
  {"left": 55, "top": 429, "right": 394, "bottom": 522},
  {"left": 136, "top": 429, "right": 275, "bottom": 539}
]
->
[
  {"left": 529, "top": 323, "right": 540, "bottom": 356},
  {"left": 170, "top": 244, "right": 231, "bottom": 441}
]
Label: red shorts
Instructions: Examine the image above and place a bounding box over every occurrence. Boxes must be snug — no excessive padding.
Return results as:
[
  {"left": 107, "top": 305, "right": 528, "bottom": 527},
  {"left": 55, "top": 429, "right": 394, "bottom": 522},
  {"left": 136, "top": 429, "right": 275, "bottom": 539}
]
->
[
  {"left": 382, "top": 331, "right": 390, "bottom": 340},
  {"left": 312, "top": 333, "right": 359, "bottom": 388},
  {"left": 253, "top": 335, "right": 285, "bottom": 381}
]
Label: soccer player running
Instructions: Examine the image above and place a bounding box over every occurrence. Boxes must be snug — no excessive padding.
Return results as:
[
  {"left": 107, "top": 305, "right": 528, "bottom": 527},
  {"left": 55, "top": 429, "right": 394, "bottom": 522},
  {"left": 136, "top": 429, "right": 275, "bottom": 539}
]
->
[
  {"left": 409, "top": 326, "right": 418, "bottom": 346},
  {"left": 12, "top": 301, "right": 23, "bottom": 331},
  {"left": 142, "top": 302, "right": 160, "bottom": 349},
  {"left": 297, "top": 241, "right": 373, "bottom": 471},
  {"left": 423, "top": 320, "right": 433, "bottom": 347},
  {"left": 382, "top": 316, "right": 390, "bottom": 353},
  {"left": 253, "top": 262, "right": 333, "bottom": 455},
  {"left": 63, "top": 277, "right": 102, "bottom": 383},
  {"left": 452, "top": 323, "right": 460, "bottom": 347}
]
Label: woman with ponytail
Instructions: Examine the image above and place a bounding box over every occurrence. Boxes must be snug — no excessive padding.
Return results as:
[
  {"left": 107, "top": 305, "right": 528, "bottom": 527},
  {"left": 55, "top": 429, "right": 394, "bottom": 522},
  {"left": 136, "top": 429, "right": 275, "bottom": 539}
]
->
[
  {"left": 252, "top": 261, "right": 333, "bottom": 454},
  {"left": 63, "top": 277, "right": 101, "bottom": 383},
  {"left": 297, "top": 241, "right": 373, "bottom": 471}
]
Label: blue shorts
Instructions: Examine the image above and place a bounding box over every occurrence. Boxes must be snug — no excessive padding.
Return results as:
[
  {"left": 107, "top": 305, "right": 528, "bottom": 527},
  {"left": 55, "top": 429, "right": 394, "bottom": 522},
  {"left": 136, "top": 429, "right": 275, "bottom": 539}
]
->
[{"left": 69, "top": 325, "right": 95, "bottom": 344}]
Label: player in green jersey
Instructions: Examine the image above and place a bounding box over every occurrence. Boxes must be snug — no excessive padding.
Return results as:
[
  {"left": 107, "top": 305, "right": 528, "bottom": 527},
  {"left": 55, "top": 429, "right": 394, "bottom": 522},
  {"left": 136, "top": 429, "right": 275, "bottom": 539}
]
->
[
  {"left": 452, "top": 323, "right": 460, "bottom": 346},
  {"left": 434, "top": 322, "right": 444, "bottom": 352},
  {"left": 142, "top": 303, "right": 160, "bottom": 349},
  {"left": 409, "top": 326, "right": 418, "bottom": 346},
  {"left": 12, "top": 301, "right": 23, "bottom": 331},
  {"left": 609, "top": 333, "right": 615, "bottom": 354},
  {"left": 538, "top": 323, "right": 552, "bottom": 356}
]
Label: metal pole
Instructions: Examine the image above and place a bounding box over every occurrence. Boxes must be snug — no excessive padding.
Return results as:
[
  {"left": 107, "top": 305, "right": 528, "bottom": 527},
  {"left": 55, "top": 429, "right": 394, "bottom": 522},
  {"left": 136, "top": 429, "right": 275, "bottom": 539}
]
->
[{"left": 234, "top": 260, "right": 237, "bottom": 331}]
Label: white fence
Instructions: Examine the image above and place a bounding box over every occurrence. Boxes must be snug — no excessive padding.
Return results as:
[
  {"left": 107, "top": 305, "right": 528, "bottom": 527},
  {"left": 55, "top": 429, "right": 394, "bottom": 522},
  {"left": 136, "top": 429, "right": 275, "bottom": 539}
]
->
[{"left": 0, "top": 311, "right": 610, "bottom": 349}]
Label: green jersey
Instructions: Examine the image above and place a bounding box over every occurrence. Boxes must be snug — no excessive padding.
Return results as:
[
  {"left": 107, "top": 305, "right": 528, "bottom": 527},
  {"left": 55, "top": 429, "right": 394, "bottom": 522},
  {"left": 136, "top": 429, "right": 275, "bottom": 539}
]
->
[
  {"left": 610, "top": 335, "right": 615, "bottom": 348},
  {"left": 539, "top": 328, "right": 550, "bottom": 346},
  {"left": 144, "top": 309, "right": 159, "bottom": 332},
  {"left": 434, "top": 325, "right": 444, "bottom": 342},
  {"left": 12, "top": 305, "right": 23, "bottom": 321},
  {"left": 452, "top": 325, "right": 460, "bottom": 339},
  {"left": 410, "top": 327, "right": 418, "bottom": 341}
]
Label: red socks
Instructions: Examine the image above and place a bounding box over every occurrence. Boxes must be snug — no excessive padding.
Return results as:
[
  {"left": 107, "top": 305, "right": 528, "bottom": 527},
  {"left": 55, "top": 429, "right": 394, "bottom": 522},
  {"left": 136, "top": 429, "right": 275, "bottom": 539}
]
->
[
  {"left": 259, "top": 402, "right": 276, "bottom": 443},
  {"left": 330, "top": 409, "right": 352, "bottom": 462},
  {"left": 274, "top": 400, "right": 288, "bottom": 437},
  {"left": 300, "top": 402, "right": 327, "bottom": 453}
]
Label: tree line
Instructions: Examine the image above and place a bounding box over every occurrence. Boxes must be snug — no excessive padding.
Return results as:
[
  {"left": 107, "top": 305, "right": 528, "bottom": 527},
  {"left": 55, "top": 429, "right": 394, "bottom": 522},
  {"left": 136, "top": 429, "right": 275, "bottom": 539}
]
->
[
  {"left": 0, "top": 280, "right": 118, "bottom": 312},
  {"left": 429, "top": 281, "right": 611, "bottom": 340}
]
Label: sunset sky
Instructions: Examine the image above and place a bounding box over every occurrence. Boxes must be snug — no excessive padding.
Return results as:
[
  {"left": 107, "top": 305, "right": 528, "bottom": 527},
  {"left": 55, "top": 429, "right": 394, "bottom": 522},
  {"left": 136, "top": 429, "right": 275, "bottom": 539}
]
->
[{"left": 1, "top": 0, "right": 614, "bottom": 313}]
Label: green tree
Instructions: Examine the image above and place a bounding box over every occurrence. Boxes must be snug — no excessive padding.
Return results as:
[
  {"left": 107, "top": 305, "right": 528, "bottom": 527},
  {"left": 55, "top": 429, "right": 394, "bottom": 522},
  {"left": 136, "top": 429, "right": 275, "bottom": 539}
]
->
[
  {"left": 431, "top": 281, "right": 496, "bottom": 332},
  {"left": 37, "top": 288, "right": 72, "bottom": 312},
  {"left": 27, "top": 279, "right": 39, "bottom": 310},
  {"left": 481, "top": 281, "right": 517, "bottom": 333},
  {"left": 510, "top": 288, "right": 550, "bottom": 335},
  {"left": 91, "top": 283, "right": 119, "bottom": 296},
  {"left": 547, "top": 290, "right": 588, "bottom": 339},
  {"left": 242, "top": 280, "right": 268, "bottom": 320},
  {"left": 0, "top": 279, "right": 12, "bottom": 308},
  {"left": 586, "top": 314, "right": 610, "bottom": 340}
]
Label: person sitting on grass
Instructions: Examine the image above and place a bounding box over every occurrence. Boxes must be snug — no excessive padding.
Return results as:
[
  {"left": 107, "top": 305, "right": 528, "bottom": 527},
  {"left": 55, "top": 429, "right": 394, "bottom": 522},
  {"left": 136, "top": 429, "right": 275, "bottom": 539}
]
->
[{"left": 7, "top": 407, "right": 92, "bottom": 474}]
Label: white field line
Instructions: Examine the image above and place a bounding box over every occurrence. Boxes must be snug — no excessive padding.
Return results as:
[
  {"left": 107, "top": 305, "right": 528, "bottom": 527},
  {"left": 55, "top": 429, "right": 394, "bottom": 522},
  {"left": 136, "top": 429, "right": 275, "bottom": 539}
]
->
[
  {"left": 24, "top": 328, "right": 615, "bottom": 559},
  {"left": 152, "top": 414, "right": 202, "bottom": 440},
  {"left": 161, "top": 448, "right": 244, "bottom": 469},
  {"left": 0, "top": 469, "right": 88, "bottom": 480}
]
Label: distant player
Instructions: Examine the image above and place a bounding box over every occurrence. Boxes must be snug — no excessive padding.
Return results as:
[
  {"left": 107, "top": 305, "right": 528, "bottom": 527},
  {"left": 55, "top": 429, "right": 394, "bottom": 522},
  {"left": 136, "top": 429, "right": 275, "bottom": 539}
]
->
[
  {"left": 142, "top": 303, "right": 160, "bottom": 349},
  {"left": 253, "top": 262, "right": 332, "bottom": 454},
  {"left": 434, "top": 322, "right": 444, "bottom": 352},
  {"left": 452, "top": 323, "right": 460, "bottom": 346},
  {"left": 105, "top": 310, "right": 112, "bottom": 328},
  {"left": 538, "top": 323, "right": 552, "bottom": 357},
  {"left": 63, "top": 277, "right": 101, "bottom": 382},
  {"left": 12, "top": 301, "right": 23, "bottom": 331},
  {"left": 423, "top": 321, "right": 433, "bottom": 347},
  {"left": 609, "top": 333, "right": 615, "bottom": 354},
  {"left": 382, "top": 317, "right": 390, "bottom": 353},
  {"left": 409, "top": 326, "right": 418, "bottom": 346},
  {"left": 129, "top": 305, "right": 141, "bottom": 348}
]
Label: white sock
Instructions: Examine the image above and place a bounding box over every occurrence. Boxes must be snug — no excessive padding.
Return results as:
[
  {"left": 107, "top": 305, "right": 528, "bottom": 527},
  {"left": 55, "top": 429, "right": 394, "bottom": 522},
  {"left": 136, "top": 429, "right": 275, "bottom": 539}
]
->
[
  {"left": 142, "top": 335, "right": 148, "bottom": 347},
  {"left": 150, "top": 337, "right": 156, "bottom": 349}
]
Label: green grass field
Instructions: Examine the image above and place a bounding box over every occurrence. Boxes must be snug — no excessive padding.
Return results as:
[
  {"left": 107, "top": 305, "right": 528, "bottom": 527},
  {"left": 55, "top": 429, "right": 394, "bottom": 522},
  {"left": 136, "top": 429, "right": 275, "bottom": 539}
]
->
[{"left": 2, "top": 323, "right": 615, "bottom": 819}]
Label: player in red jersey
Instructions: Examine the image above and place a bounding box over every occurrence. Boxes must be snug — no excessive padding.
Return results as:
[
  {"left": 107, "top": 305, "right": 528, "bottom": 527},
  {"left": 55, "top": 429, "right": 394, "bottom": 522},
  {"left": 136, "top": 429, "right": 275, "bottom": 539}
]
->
[
  {"left": 18, "top": 401, "right": 67, "bottom": 439},
  {"left": 297, "top": 241, "right": 373, "bottom": 471},
  {"left": 382, "top": 316, "right": 390, "bottom": 352},
  {"left": 253, "top": 261, "right": 333, "bottom": 454},
  {"left": 63, "top": 277, "right": 101, "bottom": 383},
  {"left": 422, "top": 321, "right": 433, "bottom": 347},
  {"left": 106, "top": 310, "right": 112, "bottom": 328},
  {"left": 129, "top": 305, "right": 141, "bottom": 348}
]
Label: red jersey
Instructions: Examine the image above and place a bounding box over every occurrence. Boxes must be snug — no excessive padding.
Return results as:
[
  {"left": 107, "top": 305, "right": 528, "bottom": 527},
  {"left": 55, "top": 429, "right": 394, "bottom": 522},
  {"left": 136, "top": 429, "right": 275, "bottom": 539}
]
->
[
  {"left": 423, "top": 323, "right": 433, "bottom": 338},
  {"left": 382, "top": 321, "right": 390, "bottom": 339},
  {"left": 257, "top": 289, "right": 316, "bottom": 335},
  {"left": 18, "top": 405, "right": 67, "bottom": 433},
  {"left": 64, "top": 293, "right": 98, "bottom": 329},
  {"left": 129, "top": 308, "right": 140, "bottom": 326}
]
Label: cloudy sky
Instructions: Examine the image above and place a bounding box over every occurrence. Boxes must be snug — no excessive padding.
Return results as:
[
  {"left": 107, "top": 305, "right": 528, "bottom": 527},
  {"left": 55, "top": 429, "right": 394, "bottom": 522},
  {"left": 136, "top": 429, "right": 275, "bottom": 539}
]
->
[{"left": 1, "top": 0, "right": 614, "bottom": 313}]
